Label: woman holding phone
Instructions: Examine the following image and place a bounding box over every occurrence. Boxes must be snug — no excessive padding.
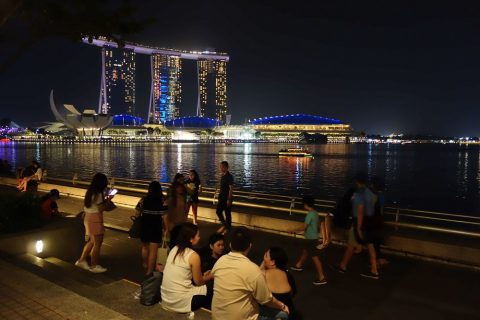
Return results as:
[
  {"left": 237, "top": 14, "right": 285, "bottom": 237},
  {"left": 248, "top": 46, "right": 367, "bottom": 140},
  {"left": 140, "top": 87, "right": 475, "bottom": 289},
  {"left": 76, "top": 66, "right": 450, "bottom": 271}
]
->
[{"left": 75, "top": 173, "right": 114, "bottom": 273}]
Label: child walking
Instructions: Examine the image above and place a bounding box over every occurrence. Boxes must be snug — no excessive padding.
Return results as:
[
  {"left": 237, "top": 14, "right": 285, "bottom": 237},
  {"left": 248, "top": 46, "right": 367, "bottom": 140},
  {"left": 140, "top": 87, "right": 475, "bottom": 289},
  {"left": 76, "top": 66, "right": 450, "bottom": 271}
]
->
[{"left": 288, "top": 196, "right": 327, "bottom": 285}]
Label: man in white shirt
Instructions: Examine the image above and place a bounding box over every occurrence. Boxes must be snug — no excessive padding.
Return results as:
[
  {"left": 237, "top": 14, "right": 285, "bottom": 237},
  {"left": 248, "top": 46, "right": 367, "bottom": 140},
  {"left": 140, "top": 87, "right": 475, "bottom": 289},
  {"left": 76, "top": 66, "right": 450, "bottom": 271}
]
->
[{"left": 212, "top": 227, "right": 289, "bottom": 320}]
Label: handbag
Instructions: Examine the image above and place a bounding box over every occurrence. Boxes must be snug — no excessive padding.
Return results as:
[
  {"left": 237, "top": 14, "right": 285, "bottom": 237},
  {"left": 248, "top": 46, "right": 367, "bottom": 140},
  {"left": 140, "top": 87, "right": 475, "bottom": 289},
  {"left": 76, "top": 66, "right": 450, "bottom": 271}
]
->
[
  {"left": 156, "top": 234, "right": 169, "bottom": 266},
  {"left": 128, "top": 215, "right": 142, "bottom": 238},
  {"left": 104, "top": 199, "right": 117, "bottom": 212},
  {"left": 140, "top": 271, "right": 162, "bottom": 306}
]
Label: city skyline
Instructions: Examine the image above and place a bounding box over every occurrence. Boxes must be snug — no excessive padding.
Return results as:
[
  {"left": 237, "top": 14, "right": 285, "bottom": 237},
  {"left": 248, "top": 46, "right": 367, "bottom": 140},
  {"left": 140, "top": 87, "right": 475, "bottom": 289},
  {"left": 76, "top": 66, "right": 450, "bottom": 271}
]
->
[
  {"left": 86, "top": 37, "right": 229, "bottom": 125},
  {"left": 1, "top": 1, "right": 479, "bottom": 136}
]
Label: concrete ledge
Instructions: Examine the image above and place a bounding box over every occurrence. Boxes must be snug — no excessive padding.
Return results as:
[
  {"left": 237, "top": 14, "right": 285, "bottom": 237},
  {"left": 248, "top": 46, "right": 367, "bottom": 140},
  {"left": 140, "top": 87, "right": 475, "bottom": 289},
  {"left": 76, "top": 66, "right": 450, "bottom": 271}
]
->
[
  {"left": 0, "top": 217, "right": 84, "bottom": 261},
  {"left": 385, "top": 235, "right": 480, "bottom": 267}
]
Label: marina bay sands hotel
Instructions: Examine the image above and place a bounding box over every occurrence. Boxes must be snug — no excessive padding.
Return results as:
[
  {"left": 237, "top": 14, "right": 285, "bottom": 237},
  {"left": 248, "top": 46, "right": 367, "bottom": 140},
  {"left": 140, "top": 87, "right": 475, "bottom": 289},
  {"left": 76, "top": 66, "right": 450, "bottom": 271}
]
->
[{"left": 83, "top": 37, "right": 229, "bottom": 124}]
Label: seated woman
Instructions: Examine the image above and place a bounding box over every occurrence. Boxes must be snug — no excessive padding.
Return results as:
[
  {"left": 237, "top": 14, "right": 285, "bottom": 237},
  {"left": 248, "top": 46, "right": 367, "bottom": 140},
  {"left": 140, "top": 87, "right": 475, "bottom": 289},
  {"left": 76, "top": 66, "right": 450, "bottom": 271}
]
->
[
  {"left": 17, "top": 161, "right": 42, "bottom": 192},
  {"left": 161, "top": 222, "right": 214, "bottom": 315},
  {"left": 201, "top": 233, "right": 226, "bottom": 273},
  {"left": 260, "top": 247, "right": 297, "bottom": 320}
]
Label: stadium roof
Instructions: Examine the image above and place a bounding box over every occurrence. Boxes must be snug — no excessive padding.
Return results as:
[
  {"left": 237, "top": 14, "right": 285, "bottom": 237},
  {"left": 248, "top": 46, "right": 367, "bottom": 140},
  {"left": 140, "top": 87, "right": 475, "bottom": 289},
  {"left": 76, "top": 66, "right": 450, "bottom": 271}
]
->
[
  {"left": 249, "top": 114, "right": 342, "bottom": 125},
  {"left": 112, "top": 114, "right": 145, "bottom": 126},
  {"left": 165, "top": 116, "right": 222, "bottom": 130}
]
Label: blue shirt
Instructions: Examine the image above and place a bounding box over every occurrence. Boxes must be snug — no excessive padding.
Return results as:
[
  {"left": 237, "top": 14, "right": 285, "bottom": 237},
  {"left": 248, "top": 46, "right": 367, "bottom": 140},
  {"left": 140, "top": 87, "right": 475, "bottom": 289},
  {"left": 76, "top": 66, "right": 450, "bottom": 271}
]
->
[
  {"left": 352, "top": 187, "right": 377, "bottom": 218},
  {"left": 304, "top": 210, "right": 319, "bottom": 239}
]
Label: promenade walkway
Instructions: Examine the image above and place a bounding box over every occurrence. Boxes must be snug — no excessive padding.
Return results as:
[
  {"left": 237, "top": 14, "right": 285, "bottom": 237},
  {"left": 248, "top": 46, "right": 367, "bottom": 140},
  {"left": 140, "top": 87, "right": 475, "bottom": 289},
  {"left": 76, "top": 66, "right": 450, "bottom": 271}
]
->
[{"left": 0, "top": 184, "right": 479, "bottom": 319}]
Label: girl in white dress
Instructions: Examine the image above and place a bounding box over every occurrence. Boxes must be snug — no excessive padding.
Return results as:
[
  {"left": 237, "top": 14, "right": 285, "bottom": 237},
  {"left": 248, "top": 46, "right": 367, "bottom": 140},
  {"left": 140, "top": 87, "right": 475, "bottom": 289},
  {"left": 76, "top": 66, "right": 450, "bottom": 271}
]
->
[{"left": 161, "top": 222, "right": 214, "bottom": 313}]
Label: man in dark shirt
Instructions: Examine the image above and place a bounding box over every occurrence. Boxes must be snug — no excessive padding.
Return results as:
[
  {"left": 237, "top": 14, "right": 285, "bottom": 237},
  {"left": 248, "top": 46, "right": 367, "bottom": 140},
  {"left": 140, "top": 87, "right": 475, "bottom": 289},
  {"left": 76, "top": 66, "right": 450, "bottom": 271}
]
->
[{"left": 216, "top": 161, "right": 234, "bottom": 234}]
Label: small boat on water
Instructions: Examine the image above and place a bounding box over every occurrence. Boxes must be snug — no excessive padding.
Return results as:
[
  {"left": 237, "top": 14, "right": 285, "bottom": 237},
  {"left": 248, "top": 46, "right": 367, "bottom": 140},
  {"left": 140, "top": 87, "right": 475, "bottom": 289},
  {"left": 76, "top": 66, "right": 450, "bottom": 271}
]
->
[{"left": 278, "top": 147, "right": 314, "bottom": 158}]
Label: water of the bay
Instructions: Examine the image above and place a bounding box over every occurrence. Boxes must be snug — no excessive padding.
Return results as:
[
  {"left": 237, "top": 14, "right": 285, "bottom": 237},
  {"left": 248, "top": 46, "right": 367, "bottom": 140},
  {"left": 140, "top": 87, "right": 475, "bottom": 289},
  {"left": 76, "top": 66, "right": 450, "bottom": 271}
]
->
[{"left": 1, "top": 142, "right": 479, "bottom": 216}]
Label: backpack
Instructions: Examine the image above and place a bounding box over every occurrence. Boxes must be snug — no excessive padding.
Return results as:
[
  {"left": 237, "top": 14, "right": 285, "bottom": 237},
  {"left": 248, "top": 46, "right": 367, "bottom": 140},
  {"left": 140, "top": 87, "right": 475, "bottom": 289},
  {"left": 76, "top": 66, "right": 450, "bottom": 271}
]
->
[
  {"left": 140, "top": 272, "right": 162, "bottom": 306},
  {"left": 365, "top": 189, "right": 383, "bottom": 229},
  {"left": 330, "top": 189, "right": 354, "bottom": 229}
]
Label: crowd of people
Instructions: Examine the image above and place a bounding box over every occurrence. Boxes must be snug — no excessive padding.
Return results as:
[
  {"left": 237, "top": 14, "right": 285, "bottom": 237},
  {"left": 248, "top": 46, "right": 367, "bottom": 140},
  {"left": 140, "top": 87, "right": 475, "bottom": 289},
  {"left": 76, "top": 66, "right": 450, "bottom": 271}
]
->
[
  {"left": 71, "top": 161, "right": 386, "bottom": 320},
  {"left": 4, "top": 159, "right": 61, "bottom": 222}
]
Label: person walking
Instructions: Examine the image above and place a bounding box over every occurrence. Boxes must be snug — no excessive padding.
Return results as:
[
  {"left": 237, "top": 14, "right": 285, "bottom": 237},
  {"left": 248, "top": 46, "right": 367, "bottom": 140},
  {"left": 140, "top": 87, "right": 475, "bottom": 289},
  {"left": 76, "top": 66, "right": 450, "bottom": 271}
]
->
[
  {"left": 75, "top": 173, "right": 113, "bottom": 273},
  {"left": 211, "top": 227, "right": 288, "bottom": 320},
  {"left": 137, "top": 181, "right": 168, "bottom": 275},
  {"left": 288, "top": 196, "right": 327, "bottom": 285},
  {"left": 370, "top": 176, "right": 388, "bottom": 267},
  {"left": 336, "top": 173, "right": 380, "bottom": 279},
  {"left": 185, "top": 169, "right": 202, "bottom": 225},
  {"left": 216, "top": 161, "right": 233, "bottom": 234}
]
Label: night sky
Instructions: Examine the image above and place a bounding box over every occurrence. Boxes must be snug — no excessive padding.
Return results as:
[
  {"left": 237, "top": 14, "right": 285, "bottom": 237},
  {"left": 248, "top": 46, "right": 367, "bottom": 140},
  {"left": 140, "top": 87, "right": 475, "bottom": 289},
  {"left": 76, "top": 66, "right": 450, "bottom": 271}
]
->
[{"left": 1, "top": 1, "right": 480, "bottom": 136}]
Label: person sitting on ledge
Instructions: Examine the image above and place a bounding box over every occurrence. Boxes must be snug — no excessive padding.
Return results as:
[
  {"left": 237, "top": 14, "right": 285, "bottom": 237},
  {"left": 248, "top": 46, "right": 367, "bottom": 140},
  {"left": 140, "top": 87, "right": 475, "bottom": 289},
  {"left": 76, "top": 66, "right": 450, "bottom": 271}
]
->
[
  {"left": 161, "top": 222, "right": 214, "bottom": 315},
  {"left": 40, "top": 189, "right": 60, "bottom": 221},
  {"left": 17, "top": 161, "right": 42, "bottom": 192},
  {"left": 201, "top": 233, "right": 226, "bottom": 274},
  {"left": 25, "top": 180, "right": 39, "bottom": 194}
]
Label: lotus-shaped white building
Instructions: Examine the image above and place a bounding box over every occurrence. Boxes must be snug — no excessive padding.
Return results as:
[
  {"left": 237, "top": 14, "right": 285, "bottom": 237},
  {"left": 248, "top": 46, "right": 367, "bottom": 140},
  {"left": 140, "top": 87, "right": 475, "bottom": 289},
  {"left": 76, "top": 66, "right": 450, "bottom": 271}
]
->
[{"left": 50, "top": 90, "right": 112, "bottom": 136}]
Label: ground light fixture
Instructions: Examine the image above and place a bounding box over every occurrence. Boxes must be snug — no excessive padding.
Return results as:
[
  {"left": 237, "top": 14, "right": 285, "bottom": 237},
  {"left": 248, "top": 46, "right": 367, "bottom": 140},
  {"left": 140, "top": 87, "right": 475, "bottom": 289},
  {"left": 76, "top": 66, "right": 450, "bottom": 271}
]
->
[{"left": 35, "top": 240, "right": 44, "bottom": 254}]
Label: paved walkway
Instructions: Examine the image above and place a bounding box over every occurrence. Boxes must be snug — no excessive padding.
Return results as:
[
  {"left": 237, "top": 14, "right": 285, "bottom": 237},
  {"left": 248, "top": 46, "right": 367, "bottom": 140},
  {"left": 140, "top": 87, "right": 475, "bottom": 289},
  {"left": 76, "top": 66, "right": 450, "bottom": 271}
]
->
[
  {"left": 1, "top": 186, "right": 480, "bottom": 319},
  {"left": 55, "top": 193, "right": 480, "bottom": 319},
  {"left": 0, "top": 259, "right": 130, "bottom": 320},
  {"left": 0, "top": 282, "right": 69, "bottom": 320}
]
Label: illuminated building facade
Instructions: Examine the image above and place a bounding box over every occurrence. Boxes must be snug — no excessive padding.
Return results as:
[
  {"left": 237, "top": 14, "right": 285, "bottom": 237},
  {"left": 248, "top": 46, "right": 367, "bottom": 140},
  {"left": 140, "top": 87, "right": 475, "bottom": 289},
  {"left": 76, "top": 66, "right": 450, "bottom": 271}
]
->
[
  {"left": 99, "top": 46, "right": 136, "bottom": 115},
  {"left": 149, "top": 54, "right": 182, "bottom": 123},
  {"left": 250, "top": 114, "right": 353, "bottom": 142},
  {"left": 197, "top": 60, "right": 228, "bottom": 124},
  {"left": 84, "top": 37, "right": 229, "bottom": 124}
]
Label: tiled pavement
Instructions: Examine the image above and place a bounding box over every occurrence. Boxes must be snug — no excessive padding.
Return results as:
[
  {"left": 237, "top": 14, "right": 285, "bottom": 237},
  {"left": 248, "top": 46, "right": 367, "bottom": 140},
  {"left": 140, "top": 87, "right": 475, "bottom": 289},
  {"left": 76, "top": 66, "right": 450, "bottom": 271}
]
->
[{"left": 0, "top": 283, "right": 69, "bottom": 320}]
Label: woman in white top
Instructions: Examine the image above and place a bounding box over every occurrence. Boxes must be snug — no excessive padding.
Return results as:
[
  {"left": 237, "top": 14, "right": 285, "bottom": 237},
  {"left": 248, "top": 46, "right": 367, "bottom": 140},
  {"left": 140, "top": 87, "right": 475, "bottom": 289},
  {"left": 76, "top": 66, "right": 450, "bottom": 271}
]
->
[
  {"left": 161, "top": 222, "right": 214, "bottom": 314},
  {"left": 75, "top": 173, "right": 113, "bottom": 273}
]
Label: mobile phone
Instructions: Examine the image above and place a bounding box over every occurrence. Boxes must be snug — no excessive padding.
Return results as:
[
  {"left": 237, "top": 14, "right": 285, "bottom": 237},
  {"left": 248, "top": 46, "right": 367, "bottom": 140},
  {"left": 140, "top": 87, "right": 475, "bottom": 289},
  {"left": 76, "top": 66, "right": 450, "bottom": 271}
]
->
[{"left": 108, "top": 188, "right": 118, "bottom": 196}]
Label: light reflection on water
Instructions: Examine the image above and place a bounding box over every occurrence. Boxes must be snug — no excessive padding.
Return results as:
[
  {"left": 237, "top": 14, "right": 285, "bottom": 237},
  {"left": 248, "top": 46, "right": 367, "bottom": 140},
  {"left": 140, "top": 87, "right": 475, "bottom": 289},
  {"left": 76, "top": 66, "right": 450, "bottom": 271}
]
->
[{"left": 0, "top": 142, "right": 479, "bottom": 216}]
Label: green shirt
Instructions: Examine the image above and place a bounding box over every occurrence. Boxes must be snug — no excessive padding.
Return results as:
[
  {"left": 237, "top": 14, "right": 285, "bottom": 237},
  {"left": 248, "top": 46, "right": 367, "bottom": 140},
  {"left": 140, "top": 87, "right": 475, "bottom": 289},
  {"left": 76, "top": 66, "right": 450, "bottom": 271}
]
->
[{"left": 304, "top": 210, "right": 319, "bottom": 240}]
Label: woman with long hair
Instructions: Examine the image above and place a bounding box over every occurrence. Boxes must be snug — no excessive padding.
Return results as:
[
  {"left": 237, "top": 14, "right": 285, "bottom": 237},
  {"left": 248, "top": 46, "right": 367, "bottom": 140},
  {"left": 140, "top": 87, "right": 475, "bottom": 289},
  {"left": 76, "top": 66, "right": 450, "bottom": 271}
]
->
[
  {"left": 260, "top": 247, "right": 297, "bottom": 320},
  {"left": 75, "top": 173, "right": 112, "bottom": 273},
  {"left": 137, "top": 181, "right": 167, "bottom": 275},
  {"left": 161, "top": 222, "right": 214, "bottom": 314},
  {"left": 185, "top": 169, "right": 202, "bottom": 225},
  {"left": 166, "top": 173, "right": 188, "bottom": 247}
]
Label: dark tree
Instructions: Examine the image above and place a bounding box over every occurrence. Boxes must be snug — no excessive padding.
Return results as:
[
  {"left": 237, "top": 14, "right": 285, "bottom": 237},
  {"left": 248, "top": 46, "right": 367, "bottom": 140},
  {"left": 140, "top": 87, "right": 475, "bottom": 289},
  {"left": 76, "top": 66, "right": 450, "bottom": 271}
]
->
[{"left": 0, "top": 0, "right": 153, "bottom": 72}]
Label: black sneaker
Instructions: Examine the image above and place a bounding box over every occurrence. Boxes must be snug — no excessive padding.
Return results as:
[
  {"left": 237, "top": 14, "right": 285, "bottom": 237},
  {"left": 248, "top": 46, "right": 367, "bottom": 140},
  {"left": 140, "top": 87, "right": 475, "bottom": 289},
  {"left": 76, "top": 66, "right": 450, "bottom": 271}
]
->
[
  {"left": 313, "top": 278, "right": 327, "bottom": 286},
  {"left": 332, "top": 265, "right": 346, "bottom": 274},
  {"left": 290, "top": 266, "right": 304, "bottom": 272},
  {"left": 360, "top": 271, "right": 380, "bottom": 280}
]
